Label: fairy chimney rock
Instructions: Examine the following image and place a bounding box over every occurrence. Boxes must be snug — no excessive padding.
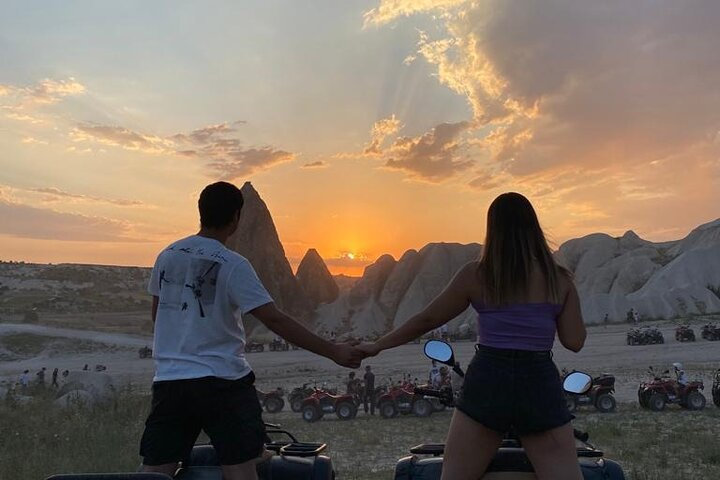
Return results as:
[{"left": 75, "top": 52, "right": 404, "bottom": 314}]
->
[{"left": 296, "top": 249, "right": 339, "bottom": 309}]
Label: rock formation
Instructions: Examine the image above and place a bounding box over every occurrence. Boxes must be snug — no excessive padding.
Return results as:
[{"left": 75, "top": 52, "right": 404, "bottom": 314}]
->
[
  {"left": 555, "top": 219, "right": 720, "bottom": 323},
  {"left": 226, "top": 182, "right": 312, "bottom": 336},
  {"left": 296, "top": 249, "right": 339, "bottom": 309},
  {"left": 315, "top": 243, "right": 482, "bottom": 338}
]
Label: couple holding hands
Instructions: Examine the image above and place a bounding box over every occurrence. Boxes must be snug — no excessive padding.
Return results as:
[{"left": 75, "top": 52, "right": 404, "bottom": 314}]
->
[{"left": 141, "top": 181, "right": 587, "bottom": 480}]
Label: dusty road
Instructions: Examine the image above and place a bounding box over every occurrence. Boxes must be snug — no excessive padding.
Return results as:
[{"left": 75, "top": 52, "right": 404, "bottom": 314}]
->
[{"left": 1, "top": 320, "right": 718, "bottom": 403}]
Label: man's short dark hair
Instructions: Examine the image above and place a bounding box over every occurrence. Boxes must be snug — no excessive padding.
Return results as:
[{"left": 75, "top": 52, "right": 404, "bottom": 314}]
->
[{"left": 198, "top": 182, "right": 244, "bottom": 229}]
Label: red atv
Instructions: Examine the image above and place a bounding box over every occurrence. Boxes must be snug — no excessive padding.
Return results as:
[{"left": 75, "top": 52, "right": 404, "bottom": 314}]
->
[
  {"left": 565, "top": 373, "right": 616, "bottom": 413},
  {"left": 638, "top": 367, "right": 706, "bottom": 411},
  {"left": 256, "top": 387, "right": 285, "bottom": 413},
  {"left": 377, "top": 381, "right": 433, "bottom": 419},
  {"left": 301, "top": 387, "right": 358, "bottom": 422}
]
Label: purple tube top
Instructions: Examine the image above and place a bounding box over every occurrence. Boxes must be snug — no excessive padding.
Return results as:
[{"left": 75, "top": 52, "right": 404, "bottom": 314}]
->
[{"left": 473, "top": 302, "right": 562, "bottom": 351}]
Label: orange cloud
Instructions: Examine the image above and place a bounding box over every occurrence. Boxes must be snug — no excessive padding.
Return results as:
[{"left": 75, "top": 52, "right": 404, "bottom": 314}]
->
[
  {"left": 364, "top": 115, "right": 402, "bottom": 155},
  {"left": 363, "top": 0, "right": 466, "bottom": 27}
]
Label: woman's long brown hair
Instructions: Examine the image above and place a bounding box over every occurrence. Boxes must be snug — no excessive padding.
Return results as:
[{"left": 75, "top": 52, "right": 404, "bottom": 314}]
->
[{"left": 478, "top": 192, "right": 563, "bottom": 306}]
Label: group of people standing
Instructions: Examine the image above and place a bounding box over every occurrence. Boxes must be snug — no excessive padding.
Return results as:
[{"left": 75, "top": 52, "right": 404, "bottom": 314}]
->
[
  {"left": 17, "top": 366, "right": 66, "bottom": 392},
  {"left": 344, "top": 365, "right": 376, "bottom": 414}
]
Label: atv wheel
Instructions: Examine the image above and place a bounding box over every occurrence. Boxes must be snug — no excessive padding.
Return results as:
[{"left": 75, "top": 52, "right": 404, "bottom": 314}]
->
[
  {"left": 336, "top": 401, "right": 357, "bottom": 420},
  {"left": 302, "top": 404, "right": 321, "bottom": 422},
  {"left": 290, "top": 396, "right": 304, "bottom": 413},
  {"left": 648, "top": 393, "right": 666, "bottom": 411},
  {"left": 265, "top": 396, "right": 284, "bottom": 413},
  {"left": 379, "top": 401, "right": 398, "bottom": 419},
  {"left": 686, "top": 391, "right": 706, "bottom": 411},
  {"left": 566, "top": 396, "right": 577, "bottom": 413},
  {"left": 430, "top": 398, "right": 446, "bottom": 412},
  {"left": 595, "top": 393, "right": 616, "bottom": 413},
  {"left": 412, "top": 398, "right": 432, "bottom": 418}
]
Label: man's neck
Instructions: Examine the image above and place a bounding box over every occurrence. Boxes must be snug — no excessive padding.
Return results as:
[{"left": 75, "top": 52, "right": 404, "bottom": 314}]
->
[{"left": 197, "top": 228, "right": 229, "bottom": 245}]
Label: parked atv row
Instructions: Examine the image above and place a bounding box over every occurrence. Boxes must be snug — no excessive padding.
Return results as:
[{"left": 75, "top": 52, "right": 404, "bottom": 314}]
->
[
  {"left": 245, "top": 340, "right": 301, "bottom": 353},
  {"left": 701, "top": 323, "right": 720, "bottom": 340},
  {"left": 626, "top": 326, "right": 664, "bottom": 345}
]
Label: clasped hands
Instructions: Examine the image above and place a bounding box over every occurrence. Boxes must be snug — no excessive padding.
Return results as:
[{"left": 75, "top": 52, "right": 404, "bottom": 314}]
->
[{"left": 331, "top": 340, "right": 381, "bottom": 369}]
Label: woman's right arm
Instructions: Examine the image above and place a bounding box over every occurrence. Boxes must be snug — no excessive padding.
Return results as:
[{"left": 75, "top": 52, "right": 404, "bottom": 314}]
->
[
  {"left": 360, "top": 262, "right": 476, "bottom": 356},
  {"left": 556, "top": 278, "right": 586, "bottom": 352}
]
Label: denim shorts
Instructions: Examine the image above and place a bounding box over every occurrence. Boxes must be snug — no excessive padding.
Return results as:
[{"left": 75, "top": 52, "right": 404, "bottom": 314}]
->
[{"left": 455, "top": 345, "right": 573, "bottom": 435}]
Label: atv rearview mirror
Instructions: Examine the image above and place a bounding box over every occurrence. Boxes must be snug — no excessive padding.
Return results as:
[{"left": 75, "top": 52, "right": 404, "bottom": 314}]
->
[
  {"left": 563, "top": 371, "right": 592, "bottom": 395},
  {"left": 424, "top": 340, "right": 454, "bottom": 365}
]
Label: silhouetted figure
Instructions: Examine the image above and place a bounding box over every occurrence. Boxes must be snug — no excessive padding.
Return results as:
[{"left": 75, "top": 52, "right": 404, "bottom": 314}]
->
[
  {"left": 363, "top": 365, "right": 376, "bottom": 415},
  {"left": 51, "top": 368, "right": 59, "bottom": 387}
]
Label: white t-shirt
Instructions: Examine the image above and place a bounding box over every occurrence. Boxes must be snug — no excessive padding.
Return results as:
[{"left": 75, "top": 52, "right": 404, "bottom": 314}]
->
[{"left": 148, "top": 235, "right": 273, "bottom": 382}]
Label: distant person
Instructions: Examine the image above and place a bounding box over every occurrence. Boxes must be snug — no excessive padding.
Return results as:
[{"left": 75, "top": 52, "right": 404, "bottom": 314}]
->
[
  {"left": 51, "top": 368, "right": 59, "bottom": 388},
  {"left": 363, "top": 365, "right": 376, "bottom": 415},
  {"left": 429, "top": 360, "right": 441, "bottom": 388},
  {"left": 603, "top": 313, "right": 609, "bottom": 327},
  {"left": 139, "top": 181, "right": 364, "bottom": 480},
  {"left": 440, "top": 323, "right": 449, "bottom": 341},
  {"left": 345, "top": 371, "right": 361, "bottom": 396},
  {"left": 633, "top": 310, "right": 640, "bottom": 325},
  {"left": 83, "top": 364, "right": 89, "bottom": 371},
  {"left": 626, "top": 308, "right": 635, "bottom": 324},
  {"left": 359, "top": 192, "right": 587, "bottom": 480},
  {"left": 19, "top": 370, "right": 30, "bottom": 392},
  {"left": 36, "top": 367, "right": 46, "bottom": 387}
]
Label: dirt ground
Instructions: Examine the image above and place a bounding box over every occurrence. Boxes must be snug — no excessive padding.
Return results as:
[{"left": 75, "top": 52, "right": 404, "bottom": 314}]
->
[{"left": 1, "top": 318, "right": 718, "bottom": 403}]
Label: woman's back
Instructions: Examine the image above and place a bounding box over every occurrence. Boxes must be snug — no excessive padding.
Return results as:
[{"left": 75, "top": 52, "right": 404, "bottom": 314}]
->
[{"left": 467, "top": 261, "right": 572, "bottom": 352}]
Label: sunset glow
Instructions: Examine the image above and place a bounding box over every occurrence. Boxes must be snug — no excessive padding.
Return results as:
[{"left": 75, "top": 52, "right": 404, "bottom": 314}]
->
[{"left": 1, "top": 2, "right": 719, "bottom": 276}]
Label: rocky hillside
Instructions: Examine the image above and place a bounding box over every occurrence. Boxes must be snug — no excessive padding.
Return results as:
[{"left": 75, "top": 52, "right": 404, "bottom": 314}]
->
[
  {"left": 0, "top": 262, "right": 151, "bottom": 319},
  {"left": 556, "top": 219, "right": 720, "bottom": 324},
  {"left": 314, "top": 243, "right": 481, "bottom": 338}
]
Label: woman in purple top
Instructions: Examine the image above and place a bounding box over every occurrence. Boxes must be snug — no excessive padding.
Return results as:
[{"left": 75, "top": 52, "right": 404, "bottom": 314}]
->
[{"left": 360, "top": 192, "right": 587, "bottom": 480}]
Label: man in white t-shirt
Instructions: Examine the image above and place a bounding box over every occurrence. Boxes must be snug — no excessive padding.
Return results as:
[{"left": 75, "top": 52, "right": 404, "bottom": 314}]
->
[{"left": 140, "top": 181, "right": 365, "bottom": 480}]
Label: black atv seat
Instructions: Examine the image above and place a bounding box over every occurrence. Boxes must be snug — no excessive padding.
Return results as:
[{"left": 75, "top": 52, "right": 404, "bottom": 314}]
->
[{"left": 47, "top": 475, "right": 172, "bottom": 480}]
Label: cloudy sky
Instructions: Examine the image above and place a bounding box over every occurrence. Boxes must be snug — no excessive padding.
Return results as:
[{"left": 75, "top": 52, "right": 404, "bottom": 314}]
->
[{"left": 1, "top": 1, "right": 719, "bottom": 275}]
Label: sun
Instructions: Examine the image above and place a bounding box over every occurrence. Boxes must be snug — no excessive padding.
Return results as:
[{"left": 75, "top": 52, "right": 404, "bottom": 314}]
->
[{"left": 346, "top": 253, "right": 355, "bottom": 260}]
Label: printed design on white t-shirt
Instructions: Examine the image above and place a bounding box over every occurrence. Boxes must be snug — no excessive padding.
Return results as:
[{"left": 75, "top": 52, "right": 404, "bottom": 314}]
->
[{"left": 183, "top": 259, "right": 220, "bottom": 318}]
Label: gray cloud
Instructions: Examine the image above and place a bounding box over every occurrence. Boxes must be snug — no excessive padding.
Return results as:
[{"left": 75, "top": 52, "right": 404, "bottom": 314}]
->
[
  {"left": 27, "top": 187, "right": 146, "bottom": 207},
  {"left": 383, "top": 121, "right": 474, "bottom": 182},
  {"left": 71, "top": 125, "right": 172, "bottom": 154},
  {"left": 206, "top": 147, "right": 295, "bottom": 179},
  {"left": 73, "top": 120, "right": 295, "bottom": 178},
  {"left": 301, "top": 161, "right": 327, "bottom": 169},
  {"left": 0, "top": 199, "right": 137, "bottom": 242}
]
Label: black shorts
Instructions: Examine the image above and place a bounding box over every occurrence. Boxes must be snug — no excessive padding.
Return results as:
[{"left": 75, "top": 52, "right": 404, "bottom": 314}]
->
[
  {"left": 455, "top": 345, "right": 573, "bottom": 435},
  {"left": 140, "top": 372, "right": 265, "bottom": 466}
]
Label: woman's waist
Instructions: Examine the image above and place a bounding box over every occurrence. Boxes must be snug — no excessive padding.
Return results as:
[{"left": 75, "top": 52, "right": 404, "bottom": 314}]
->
[{"left": 475, "top": 343, "right": 551, "bottom": 357}]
